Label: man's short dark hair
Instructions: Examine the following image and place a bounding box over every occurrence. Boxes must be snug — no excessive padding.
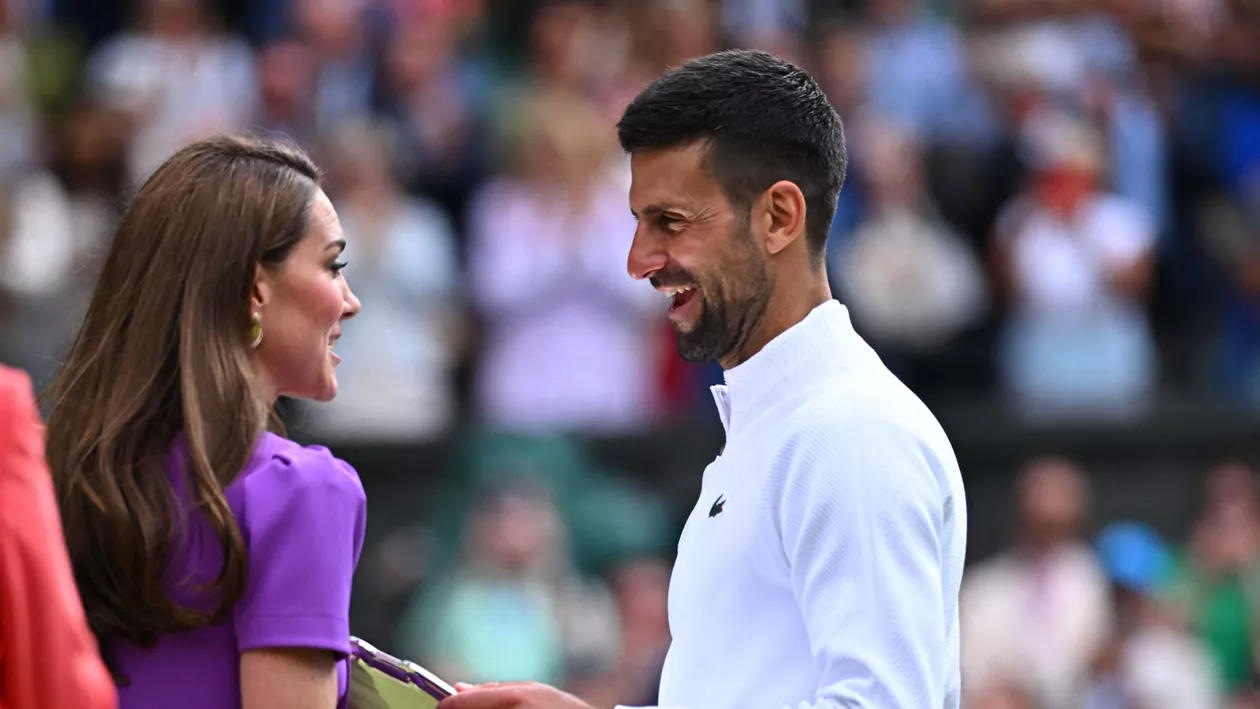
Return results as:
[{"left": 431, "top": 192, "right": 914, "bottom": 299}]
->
[{"left": 616, "top": 49, "right": 847, "bottom": 259}]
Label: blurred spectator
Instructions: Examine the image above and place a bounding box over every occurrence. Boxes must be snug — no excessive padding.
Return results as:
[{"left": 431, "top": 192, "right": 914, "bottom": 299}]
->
[
  {"left": 253, "top": 38, "right": 319, "bottom": 148},
  {"left": 485, "top": 0, "right": 603, "bottom": 128},
  {"left": 490, "top": 0, "right": 644, "bottom": 128},
  {"left": 420, "top": 431, "right": 677, "bottom": 581},
  {"left": 861, "top": 0, "right": 998, "bottom": 146},
  {"left": 1164, "top": 463, "right": 1260, "bottom": 696},
  {"left": 377, "top": 9, "right": 488, "bottom": 217},
  {"left": 87, "top": 0, "right": 256, "bottom": 183},
  {"left": 813, "top": 21, "right": 867, "bottom": 121},
  {"left": 1193, "top": 16, "right": 1260, "bottom": 401},
  {"left": 300, "top": 119, "right": 465, "bottom": 441},
  {"left": 292, "top": 0, "right": 378, "bottom": 136},
  {"left": 1083, "top": 521, "right": 1221, "bottom": 709},
  {"left": 0, "top": 97, "right": 122, "bottom": 390},
  {"left": 0, "top": 0, "right": 36, "bottom": 176},
  {"left": 832, "top": 115, "right": 988, "bottom": 389},
  {"left": 0, "top": 166, "right": 94, "bottom": 388},
  {"left": 992, "top": 105, "right": 1158, "bottom": 419},
  {"left": 719, "top": 0, "right": 806, "bottom": 60},
  {"left": 613, "top": 0, "right": 720, "bottom": 123},
  {"left": 399, "top": 480, "right": 620, "bottom": 687},
  {"left": 568, "top": 556, "right": 672, "bottom": 708},
  {"left": 523, "top": 0, "right": 601, "bottom": 93},
  {"left": 467, "top": 91, "right": 663, "bottom": 433},
  {"left": 970, "top": 0, "right": 1136, "bottom": 99},
  {"left": 961, "top": 457, "right": 1111, "bottom": 709},
  {"left": 625, "top": 0, "right": 719, "bottom": 77}
]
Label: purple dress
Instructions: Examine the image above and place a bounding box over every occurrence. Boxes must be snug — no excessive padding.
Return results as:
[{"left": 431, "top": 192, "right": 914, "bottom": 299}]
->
[{"left": 113, "top": 432, "right": 367, "bottom": 709}]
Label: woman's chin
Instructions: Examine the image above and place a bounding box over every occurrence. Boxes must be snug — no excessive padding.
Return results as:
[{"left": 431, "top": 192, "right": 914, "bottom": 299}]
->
[
  {"left": 292, "top": 376, "right": 339, "bottom": 404},
  {"left": 313, "top": 378, "right": 339, "bottom": 403},
  {"left": 313, "top": 351, "right": 341, "bottom": 402}
]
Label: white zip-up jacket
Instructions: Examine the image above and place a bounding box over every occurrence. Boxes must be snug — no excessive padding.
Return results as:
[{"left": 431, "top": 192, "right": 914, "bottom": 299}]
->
[{"left": 624, "top": 300, "right": 967, "bottom": 709}]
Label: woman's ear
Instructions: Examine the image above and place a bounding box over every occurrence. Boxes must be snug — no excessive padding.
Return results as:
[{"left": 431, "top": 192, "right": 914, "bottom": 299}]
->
[{"left": 251, "top": 263, "right": 271, "bottom": 313}]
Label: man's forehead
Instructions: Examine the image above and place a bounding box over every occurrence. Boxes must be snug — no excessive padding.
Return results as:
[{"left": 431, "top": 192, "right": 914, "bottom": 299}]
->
[{"left": 628, "top": 144, "right": 722, "bottom": 212}]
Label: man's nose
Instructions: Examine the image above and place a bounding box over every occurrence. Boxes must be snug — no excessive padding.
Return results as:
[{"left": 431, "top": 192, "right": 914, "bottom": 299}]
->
[{"left": 627, "top": 229, "right": 667, "bottom": 282}]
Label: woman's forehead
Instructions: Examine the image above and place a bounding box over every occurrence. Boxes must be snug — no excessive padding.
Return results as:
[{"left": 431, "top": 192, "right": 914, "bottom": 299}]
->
[{"left": 303, "top": 189, "right": 344, "bottom": 244}]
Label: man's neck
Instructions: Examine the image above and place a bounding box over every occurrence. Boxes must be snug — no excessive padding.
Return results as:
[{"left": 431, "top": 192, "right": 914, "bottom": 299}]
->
[{"left": 720, "top": 273, "right": 832, "bottom": 370}]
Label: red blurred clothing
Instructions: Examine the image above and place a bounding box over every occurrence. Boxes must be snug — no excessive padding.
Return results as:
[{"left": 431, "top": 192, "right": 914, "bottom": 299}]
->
[{"left": 0, "top": 365, "right": 116, "bottom": 709}]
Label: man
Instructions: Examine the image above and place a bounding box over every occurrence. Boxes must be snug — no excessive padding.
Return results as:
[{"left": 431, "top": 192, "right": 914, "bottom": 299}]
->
[
  {"left": 440, "top": 49, "right": 967, "bottom": 709},
  {"left": 0, "top": 365, "right": 117, "bottom": 709}
]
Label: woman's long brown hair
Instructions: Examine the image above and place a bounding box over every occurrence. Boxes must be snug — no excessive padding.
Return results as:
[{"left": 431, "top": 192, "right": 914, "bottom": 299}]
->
[{"left": 43, "top": 136, "right": 323, "bottom": 682}]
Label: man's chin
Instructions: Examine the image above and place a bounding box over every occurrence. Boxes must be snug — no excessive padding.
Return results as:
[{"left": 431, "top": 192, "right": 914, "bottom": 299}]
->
[
  {"left": 674, "top": 345, "right": 707, "bottom": 363},
  {"left": 674, "top": 332, "right": 720, "bottom": 363}
]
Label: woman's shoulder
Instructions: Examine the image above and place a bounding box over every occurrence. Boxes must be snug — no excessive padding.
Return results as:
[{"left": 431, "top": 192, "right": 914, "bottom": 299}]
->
[
  {"left": 236, "top": 432, "right": 365, "bottom": 503},
  {"left": 0, "top": 365, "right": 37, "bottom": 430}
]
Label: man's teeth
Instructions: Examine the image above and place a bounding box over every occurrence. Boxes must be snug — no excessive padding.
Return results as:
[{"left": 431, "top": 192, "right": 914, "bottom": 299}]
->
[{"left": 662, "top": 285, "right": 695, "bottom": 298}]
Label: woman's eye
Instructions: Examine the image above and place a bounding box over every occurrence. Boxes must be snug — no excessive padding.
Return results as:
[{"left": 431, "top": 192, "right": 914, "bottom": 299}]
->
[{"left": 330, "top": 261, "right": 347, "bottom": 275}]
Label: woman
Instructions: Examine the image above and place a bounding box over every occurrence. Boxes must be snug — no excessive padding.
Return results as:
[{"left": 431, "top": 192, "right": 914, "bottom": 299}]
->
[
  {"left": 0, "top": 364, "right": 116, "bottom": 709},
  {"left": 43, "top": 135, "right": 364, "bottom": 709}
]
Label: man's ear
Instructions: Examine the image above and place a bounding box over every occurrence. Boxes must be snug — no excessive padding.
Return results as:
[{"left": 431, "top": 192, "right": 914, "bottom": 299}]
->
[
  {"left": 251, "top": 263, "right": 271, "bottom": 313},
  {"left": 761, "top": 181, "right": 807, "bottom": 256}
]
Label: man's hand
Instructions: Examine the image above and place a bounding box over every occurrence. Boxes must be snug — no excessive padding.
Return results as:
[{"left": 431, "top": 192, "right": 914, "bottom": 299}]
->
[{"left": 436, "top": 682, "right": 597, "bottom": 709}]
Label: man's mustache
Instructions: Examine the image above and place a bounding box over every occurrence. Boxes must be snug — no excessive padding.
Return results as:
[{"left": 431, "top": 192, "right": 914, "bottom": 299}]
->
[{"left": 649, "top": 270, "right": 698, "bottom": 290}]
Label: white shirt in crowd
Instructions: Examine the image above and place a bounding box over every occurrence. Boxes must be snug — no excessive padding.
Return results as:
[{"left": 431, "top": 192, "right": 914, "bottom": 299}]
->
[
  {"left": 88, "top": 32, "right": 258, "bottom": 183},
  {"left": 996, "top": 192, "right": 1157, "bottom": 414},
  {"left": 1001, "top": 193, "right": 1154, "bottom": 318},
  {"left": 961, "top": 543, "right": 1112, "bottom": 709},
  {"left": 621, "top": 300, "right": 968, "bottom": 709}
]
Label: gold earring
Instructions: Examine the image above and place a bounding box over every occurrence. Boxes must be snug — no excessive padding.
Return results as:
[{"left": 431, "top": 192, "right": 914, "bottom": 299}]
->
[{"left": 249, "top": 312, "right": 263, "bottom": 348}]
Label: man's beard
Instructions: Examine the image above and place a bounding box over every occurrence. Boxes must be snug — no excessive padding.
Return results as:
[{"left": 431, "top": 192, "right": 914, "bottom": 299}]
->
[
  {"left": 663, "top": 229, "right": 771, "bottom": 364},
  {"left": 674, "top": 282, "right": 738, "bottom": 362}
]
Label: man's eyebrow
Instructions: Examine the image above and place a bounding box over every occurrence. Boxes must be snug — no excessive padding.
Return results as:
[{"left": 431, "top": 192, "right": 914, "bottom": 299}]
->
[{"left": 638, "top": 204, "right": 685, "bottom": 218}]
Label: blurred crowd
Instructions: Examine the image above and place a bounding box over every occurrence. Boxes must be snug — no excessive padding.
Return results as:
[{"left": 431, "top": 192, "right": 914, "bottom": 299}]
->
[
  {"left": 2, "top": 0, "right": 1260, "bottom": 440},
  {"left": 393, "top": 452, "right": 1260, "bottom": 709},
  {"left": 962, "top": 458, "right": 1260, "bottom": 709},
  {"left": 5, "top": 0, "right": 1260, "bottom": 707}
]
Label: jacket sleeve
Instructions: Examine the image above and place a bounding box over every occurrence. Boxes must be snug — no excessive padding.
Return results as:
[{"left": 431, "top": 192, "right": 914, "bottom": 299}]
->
[
  {"left": 773, "top": 412, "right": 957, "bottom": 709},
  {"left": 0, "top": 366, "right": 118, "bottom": 709}
]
